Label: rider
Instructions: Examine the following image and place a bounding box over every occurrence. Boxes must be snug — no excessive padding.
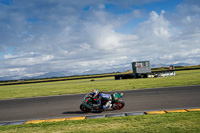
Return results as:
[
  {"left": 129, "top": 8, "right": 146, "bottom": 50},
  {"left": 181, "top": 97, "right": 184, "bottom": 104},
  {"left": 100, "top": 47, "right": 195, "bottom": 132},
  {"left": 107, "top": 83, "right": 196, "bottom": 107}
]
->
[{"left": 91, "top": 89, "right": 112, "bottom": 110}]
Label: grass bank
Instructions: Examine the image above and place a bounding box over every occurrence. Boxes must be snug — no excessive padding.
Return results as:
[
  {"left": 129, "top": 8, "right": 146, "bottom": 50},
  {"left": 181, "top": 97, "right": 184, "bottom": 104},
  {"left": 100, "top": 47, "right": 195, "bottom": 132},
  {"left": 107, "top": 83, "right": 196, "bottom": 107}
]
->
[
  {"left": 0, "top": 112, "right": 199, "bottom": 133},
  {"left": 0, "top": 70, "right": 200, "bottom": 100}
]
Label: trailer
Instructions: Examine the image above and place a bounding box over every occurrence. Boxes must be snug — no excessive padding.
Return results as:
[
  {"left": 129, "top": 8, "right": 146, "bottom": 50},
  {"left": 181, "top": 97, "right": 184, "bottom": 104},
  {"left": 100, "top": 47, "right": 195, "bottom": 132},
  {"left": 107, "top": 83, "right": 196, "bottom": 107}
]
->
[
  {"left": 115, "top": 61, "right": 176, "bottom": 80},
  {"left": 132, "top": 61, "right": 151, "bottom": 78},
  {"left": 132, "top": 61, "right": 175, "bottom": 78}
]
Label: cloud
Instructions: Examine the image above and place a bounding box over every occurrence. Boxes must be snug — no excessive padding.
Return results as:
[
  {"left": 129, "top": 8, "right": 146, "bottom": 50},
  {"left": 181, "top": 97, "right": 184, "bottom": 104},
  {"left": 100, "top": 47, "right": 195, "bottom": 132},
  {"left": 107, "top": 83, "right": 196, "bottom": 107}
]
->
[
  {"left": 137, "top": 10, "right": 171, "bottom": 40},
  {"left": 0, "top": 0, "right": 200, "bottom": 80}
]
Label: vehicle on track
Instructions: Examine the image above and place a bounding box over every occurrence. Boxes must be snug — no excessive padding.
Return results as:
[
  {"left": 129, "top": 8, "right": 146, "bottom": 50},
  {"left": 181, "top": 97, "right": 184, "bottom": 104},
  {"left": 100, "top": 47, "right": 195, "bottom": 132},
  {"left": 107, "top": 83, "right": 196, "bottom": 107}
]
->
[{"left": 80, "top": 92, "right": 125, "bottom": 112}]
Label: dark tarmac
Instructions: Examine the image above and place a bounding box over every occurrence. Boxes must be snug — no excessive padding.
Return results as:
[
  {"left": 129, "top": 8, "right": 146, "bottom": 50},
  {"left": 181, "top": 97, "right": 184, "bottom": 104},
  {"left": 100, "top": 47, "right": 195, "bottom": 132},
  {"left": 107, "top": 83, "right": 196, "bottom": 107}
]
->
[{"left": 0, "top": 85, "right": 200, "bottom": 122}]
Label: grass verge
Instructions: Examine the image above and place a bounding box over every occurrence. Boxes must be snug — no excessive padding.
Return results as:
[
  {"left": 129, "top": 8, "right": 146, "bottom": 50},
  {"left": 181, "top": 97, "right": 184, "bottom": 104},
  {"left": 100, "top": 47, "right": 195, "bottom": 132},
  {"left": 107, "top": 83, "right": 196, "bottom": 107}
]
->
[
  {"left": 0, "top": 70, "right": 200, "bottom": 100},
  {"left": 0, "top": 112, "right": 199, "bottom": 133}
]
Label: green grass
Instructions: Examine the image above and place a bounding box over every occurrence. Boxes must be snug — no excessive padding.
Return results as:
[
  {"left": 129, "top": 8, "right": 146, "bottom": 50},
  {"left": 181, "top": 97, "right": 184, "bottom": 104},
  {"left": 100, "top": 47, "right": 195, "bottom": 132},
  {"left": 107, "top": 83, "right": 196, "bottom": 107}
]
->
[
  {"left": 0, "top": 70, "right": 200, "bottom": 100},
  {"left": 0, "top": 112, "right": 199, "bottom": 133}
]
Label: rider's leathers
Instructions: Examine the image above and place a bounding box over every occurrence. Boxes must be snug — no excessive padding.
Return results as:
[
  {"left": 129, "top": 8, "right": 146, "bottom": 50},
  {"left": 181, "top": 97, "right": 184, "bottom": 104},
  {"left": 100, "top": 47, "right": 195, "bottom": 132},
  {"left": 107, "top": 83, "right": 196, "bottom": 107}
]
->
[{"left": 94, "top": 93, "right": 112, "bottom": 109}]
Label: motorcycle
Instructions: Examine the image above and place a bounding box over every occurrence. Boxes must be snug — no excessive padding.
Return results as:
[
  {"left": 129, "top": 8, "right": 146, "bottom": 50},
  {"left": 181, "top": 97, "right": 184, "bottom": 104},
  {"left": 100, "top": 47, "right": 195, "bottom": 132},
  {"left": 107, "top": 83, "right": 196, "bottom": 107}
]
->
[{"left": 80, "top": 92, "right": 125, "bottom": 112}]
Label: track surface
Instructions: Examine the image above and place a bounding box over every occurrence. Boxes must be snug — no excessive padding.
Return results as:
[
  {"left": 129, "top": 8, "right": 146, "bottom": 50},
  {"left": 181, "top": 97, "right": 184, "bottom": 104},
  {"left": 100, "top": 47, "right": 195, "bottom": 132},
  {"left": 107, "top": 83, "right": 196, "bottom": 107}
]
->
[{"left": 0, "top": 85, "right": 200, "bottom": 122}]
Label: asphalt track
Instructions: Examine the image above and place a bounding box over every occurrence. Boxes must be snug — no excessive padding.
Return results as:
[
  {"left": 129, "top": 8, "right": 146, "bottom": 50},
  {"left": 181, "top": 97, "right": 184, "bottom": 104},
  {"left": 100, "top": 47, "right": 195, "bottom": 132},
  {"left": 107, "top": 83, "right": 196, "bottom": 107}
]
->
[{"left": 0, "top": 85, "right": 200, "bottom": 123}]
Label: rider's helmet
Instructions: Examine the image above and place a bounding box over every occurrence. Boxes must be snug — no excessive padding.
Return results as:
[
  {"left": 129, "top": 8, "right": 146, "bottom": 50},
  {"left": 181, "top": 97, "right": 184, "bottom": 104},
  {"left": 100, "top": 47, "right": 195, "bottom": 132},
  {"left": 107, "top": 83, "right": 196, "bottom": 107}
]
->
[{"left": 91, "top": 89, "right": 99, "bottom": 97}]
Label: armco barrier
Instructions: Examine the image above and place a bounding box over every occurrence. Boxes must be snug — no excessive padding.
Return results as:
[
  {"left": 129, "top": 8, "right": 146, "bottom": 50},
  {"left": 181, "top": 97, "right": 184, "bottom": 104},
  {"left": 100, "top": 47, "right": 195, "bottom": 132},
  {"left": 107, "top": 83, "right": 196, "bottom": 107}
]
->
[{"left": 0, "top": 108, "right": 200, "bottom": 126}]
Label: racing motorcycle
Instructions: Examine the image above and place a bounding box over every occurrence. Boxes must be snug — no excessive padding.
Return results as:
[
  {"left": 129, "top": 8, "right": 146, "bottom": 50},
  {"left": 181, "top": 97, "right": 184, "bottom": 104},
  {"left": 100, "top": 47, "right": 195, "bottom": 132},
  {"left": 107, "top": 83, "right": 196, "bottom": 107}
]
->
[{"left": 80, "top": 92, "right": 125, "bottom": 112}]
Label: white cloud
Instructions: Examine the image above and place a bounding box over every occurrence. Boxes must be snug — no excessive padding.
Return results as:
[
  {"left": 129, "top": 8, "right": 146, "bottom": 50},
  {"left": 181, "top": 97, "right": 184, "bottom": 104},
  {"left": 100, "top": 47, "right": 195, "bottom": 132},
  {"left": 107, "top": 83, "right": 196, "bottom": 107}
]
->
[
  {"left": 0, "top": 0, "right": 200, "bottom": 80},
  {"left": 137, "top": 10, "right": 171, "bottom": 39},
  {"left": 4, "top": 54, "right": 54, "bottom": 67},
  {"left": 8, "top": 68, "right": 26, "bottom": 73}
]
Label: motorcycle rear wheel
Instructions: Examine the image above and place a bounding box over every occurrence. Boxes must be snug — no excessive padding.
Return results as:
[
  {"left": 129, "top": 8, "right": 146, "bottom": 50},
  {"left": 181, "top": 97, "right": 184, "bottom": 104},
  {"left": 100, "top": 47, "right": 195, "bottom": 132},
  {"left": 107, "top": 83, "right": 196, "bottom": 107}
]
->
[
  {"left": 80, "top": 104, "right": 91, "bottom": 112},
  {"left": 112, "top": 100, "right": 125, "bottom": 110}
]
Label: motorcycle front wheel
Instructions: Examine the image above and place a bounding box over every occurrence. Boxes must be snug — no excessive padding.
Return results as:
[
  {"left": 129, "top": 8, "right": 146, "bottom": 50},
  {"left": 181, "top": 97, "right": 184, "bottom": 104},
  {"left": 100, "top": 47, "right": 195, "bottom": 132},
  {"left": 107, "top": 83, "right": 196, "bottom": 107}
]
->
[
  {"left": 112, "top": 100, "right": 125, "bottom": 110},
  {"left": 80, "top": 104, "right": 91, "bottom": 112}
]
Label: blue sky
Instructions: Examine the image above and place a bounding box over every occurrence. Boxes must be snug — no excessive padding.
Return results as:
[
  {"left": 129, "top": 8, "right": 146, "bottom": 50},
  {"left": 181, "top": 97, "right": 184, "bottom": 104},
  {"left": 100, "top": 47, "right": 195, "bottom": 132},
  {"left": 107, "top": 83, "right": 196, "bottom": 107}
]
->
[
  {"left": 0, "top": 0, "right": 200, "bottom": 80},
  {"left": 0, "top": 0, "right": 13, "bottom": 5}
]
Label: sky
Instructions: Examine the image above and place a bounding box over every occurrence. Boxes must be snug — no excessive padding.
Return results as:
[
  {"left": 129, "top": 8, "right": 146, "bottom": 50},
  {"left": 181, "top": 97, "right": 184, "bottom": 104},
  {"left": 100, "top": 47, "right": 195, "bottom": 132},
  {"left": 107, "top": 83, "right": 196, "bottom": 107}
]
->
[{"left": 0, "top": 0, "right": 200, "bottom": 80}]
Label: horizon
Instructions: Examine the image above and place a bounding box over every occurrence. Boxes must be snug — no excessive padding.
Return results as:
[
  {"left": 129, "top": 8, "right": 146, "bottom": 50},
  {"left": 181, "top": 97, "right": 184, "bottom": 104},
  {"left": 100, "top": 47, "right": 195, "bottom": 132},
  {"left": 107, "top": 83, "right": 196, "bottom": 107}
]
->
[{"left": 1, "top": 63, "right": 199, "bottom": 81}]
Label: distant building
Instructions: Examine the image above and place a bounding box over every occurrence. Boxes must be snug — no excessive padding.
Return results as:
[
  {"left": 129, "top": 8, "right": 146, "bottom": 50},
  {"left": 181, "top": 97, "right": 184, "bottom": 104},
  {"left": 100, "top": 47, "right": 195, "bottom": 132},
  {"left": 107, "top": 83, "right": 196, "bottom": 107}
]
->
[
  {"left": 115, "top": 60, "right": 175, "bottom": 80},
  {"left": 132, "top": 61, "right": 151, "bottom": 78}
]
